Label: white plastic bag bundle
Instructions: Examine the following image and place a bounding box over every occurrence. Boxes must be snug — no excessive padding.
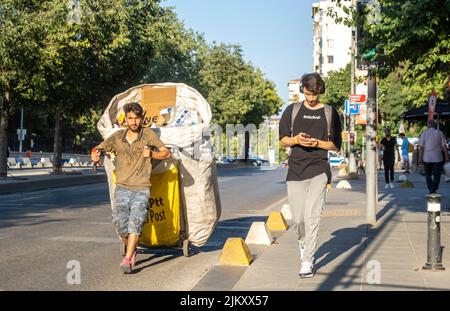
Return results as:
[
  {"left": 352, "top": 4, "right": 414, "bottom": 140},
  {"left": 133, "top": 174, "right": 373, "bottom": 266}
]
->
[
  {"left": 444, "top": 163, "right": 450, "bottom": 177},
  {"left": 97, "top": 83, "right": 221, "bottom": 247}
]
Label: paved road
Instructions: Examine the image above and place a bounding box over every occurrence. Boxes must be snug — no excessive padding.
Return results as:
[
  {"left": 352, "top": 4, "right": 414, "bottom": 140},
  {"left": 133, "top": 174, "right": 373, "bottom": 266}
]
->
[{"left": 0, "top": 166, "right": 288, "bottom": 290}]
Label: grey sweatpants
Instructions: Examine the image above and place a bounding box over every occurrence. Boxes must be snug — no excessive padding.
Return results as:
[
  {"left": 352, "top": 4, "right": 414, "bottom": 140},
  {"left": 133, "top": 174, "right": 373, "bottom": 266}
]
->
[{"left": 287, "top": 173, "right": 327, "bottom": 263}]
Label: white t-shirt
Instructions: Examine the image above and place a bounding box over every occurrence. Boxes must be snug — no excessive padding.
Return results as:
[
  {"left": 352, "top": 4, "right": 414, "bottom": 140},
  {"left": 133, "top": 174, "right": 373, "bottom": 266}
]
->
[{"left": 419, "top": 128, "right": 446, "bottom": 163}]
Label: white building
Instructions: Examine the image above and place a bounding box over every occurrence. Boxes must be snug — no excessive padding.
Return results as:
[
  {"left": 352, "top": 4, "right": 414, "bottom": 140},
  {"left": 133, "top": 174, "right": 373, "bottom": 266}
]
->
[
  {"left": 287, "top": 79, "right": 306, "bottom": 104},
  {"left": 312, "top": 0, "right": 352, "bottom": 77}
]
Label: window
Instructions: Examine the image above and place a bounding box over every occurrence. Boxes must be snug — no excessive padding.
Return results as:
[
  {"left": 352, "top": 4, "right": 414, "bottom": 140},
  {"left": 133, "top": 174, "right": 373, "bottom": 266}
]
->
[
  {"left": 328, "top": 39, "right": 334, "bottom": 48},
  {"left": 328, "top": 56, "right": 334, "bottom": 64}
]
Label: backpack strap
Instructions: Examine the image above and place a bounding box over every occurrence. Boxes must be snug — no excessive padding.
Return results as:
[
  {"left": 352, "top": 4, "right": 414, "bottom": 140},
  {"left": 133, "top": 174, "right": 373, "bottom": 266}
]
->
[
  {"left": 290, "top": 102, "right": 303, "bottom": 137},
  {"left": 324, "top": 104, "right": 332, "bottom": 141}
]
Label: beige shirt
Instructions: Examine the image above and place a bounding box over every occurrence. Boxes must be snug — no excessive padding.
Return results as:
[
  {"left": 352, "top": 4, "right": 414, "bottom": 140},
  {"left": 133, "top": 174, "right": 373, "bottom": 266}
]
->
[
  {"left": 98, "top": 128, "right": 165, "bottom": 190},
  {"left": 419, "top": 128, "right": 446, "bottom": 163}
]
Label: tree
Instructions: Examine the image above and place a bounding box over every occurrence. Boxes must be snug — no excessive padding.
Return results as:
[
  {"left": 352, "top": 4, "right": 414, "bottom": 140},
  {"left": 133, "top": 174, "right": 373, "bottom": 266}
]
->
[
  {"left": 195, "top": 43, "right": 282, "bottom": 127},
  {"left": 0, "top": 0, "right": 45, "bottom": 177},
  {"left": 20, "top": 0, "right": 177, "bottom": 173},
  {"left": 322, "top": 64, "right": 351, "bottom": 109}
]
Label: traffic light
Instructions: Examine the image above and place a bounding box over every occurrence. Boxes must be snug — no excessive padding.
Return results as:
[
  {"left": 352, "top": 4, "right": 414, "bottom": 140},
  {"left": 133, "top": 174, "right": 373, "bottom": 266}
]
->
[{"left": 350, "top": 132, "right": 356, "bottom": 145}]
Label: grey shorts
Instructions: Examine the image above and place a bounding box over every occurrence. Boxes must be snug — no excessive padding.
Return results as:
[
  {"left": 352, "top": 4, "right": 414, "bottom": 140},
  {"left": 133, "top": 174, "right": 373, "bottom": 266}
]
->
[{"left": 112, "top": 186, "right": 150, "bottom": 237}]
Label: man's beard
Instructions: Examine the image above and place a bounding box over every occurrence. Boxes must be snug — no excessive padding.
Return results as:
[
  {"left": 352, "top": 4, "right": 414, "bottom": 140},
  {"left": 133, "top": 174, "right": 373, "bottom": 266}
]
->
[
  {"left": 128, "top": 125, "right": 141, "bottom": 133},
  {"left": 306, "top": 99, "right": 319, "bottom": 106}
]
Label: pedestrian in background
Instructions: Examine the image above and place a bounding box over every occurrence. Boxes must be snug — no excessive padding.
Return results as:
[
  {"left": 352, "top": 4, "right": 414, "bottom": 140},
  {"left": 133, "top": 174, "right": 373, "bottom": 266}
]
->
[
  {"left": 380, "top": 128, "right": 401, "bottom": 189},
  {"left": 399, "top": 132, "right": 411, "bottom": 173},
  {"left": 419, "top": 120, "right": 449, "bottom": 194},
  {"left": 279, "top": 73, "right": 342, "bottom": 278}
]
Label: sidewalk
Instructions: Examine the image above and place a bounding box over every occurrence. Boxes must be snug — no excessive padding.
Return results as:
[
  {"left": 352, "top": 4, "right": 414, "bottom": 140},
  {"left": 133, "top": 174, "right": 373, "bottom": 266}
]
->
[
  {"left": 231, "top": 171, "right": 450, "bottom": 291},
  {"left": 0, "top": 168, "right": 106, "bottom": 195}
]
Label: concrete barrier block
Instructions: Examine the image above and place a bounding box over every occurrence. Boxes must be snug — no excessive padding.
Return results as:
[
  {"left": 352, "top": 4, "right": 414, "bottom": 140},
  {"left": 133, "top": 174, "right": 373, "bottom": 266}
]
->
[
  {"left": 266, "top": 212, "right": 288, "bottom": 231},
  {"left": 336, "top": 180, "right": 352, "bottom": 189},
  {"left": 280, "top": 204, "right": 292, "bottom": 221},
  {"left": 245, "top": 222, "right": 273, "bottom": 245},
  {"left": 219, "top": 238, "right": 253, "bottom": 266}
]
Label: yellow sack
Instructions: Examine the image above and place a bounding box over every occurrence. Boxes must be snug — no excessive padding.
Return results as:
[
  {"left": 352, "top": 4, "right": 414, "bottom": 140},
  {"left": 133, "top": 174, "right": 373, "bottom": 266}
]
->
[
  {"left": 112, "top": 164, "right": 181, "bottom": 247},
  {"left": 139, "top": 164, "right": 180, "bottom": 247}
]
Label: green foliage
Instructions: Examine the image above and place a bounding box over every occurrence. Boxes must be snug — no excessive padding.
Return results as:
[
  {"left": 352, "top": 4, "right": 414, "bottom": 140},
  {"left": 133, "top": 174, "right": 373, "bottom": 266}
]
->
[
  {"left": 195, "top": 43, "right": 283, "bottom": 127},
  {"left": 1, "top": 0, "right": 283, "bottom": 159},
  {"left": 322, "top": 64, "right": 351, "bottom": 109}
]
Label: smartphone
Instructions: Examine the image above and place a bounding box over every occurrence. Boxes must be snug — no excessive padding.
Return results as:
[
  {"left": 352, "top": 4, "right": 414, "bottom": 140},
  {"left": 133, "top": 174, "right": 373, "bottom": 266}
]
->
[{"left": 301, "top": 133, "right": 311, "bottom": 139}]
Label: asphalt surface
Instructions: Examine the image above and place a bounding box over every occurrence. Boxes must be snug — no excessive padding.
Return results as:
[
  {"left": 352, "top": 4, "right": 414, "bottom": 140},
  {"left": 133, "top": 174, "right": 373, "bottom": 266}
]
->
[{"left": 0, "top": 166, "right": 288, "bottom": 290}]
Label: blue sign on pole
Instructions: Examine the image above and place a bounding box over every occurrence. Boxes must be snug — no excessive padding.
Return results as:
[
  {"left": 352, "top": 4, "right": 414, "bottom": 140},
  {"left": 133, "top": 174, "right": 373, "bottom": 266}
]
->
[
  {"left": 344, "top": 100, "right": 360, "bottom": 115},
  {"left": 350, "top": 103, "right": 360, "bottom": 115}
]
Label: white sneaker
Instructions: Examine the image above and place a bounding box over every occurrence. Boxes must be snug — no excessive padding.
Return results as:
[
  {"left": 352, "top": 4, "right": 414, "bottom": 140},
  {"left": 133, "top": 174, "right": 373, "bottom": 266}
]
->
[
  {"left": 389, "top": 183, "right": 394, "bottom": 189},
  {"left": 299, "top": 243, "right": 305, "bottom": 262},
  {"left": 299, "top": 261, "right": 314, "bottom": 278},
  {"left": 385, "top": 184, "right": 390, "bottom": 189}
]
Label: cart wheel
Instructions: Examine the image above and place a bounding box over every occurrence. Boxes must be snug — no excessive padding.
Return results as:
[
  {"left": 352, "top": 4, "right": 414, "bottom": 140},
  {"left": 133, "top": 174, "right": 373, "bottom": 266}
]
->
[
  {"left": 120, "top": 240, "right": 126, "bottom": 256},
  {"left": 182, "top": 239, "right": 190, "bottom": 257}
]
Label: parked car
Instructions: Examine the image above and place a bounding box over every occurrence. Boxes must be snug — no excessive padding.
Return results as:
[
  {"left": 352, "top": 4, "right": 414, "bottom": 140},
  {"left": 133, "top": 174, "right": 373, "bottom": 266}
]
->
[
  {"left": 249, "top": 157, "right": 269, "bottom": 167},
  {"left": 218, "top": 158, "right": 236, "bottom": 164},
  {"left": 328, "top": 151, "right": 347, "bottom": 167}
]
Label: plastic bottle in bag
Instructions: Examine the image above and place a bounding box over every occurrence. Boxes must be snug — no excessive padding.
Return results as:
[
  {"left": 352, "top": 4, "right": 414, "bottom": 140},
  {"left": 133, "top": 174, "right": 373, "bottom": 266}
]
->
[{"left": 174, "top": 109, "right": 197, "bottom": 126}]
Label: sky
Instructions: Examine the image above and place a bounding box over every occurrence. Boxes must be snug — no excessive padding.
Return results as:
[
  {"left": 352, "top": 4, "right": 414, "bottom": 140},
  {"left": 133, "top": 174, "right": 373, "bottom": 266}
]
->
[{"left": 162, "top": 0, "right": 318, "bottom": 110}]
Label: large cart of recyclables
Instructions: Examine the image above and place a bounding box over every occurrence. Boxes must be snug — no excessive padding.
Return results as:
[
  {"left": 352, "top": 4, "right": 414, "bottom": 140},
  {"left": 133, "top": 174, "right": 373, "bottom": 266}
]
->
[{"left": 97, "top": 83, "right": 222, "bottom": 256}]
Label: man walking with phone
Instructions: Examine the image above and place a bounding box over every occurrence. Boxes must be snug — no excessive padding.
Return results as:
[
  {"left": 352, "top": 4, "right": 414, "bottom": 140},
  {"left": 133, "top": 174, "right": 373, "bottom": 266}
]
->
[{"left": 279, "top": 73, "right": 342, "bottom": 278}]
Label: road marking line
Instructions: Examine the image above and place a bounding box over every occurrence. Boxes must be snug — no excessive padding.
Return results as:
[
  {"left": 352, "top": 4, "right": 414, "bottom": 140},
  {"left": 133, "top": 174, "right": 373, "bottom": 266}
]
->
[
  {"left": 48, "top": 236, "right": 118, "bottom": 244},
  {"left": 216, "top": 226, "right": 250, "bottom": 230},
  {"left": 218, "top": 177, "right": 235, "bottom": 183},
  {"left": 263, "top": 196, "right": 289, "bottom": 211}
]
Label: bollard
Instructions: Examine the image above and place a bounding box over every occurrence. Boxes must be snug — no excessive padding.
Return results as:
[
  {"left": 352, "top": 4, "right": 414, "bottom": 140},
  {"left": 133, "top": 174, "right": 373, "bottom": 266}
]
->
[{"left": 423, "top": 194, "right": 446, "bottom": 271}]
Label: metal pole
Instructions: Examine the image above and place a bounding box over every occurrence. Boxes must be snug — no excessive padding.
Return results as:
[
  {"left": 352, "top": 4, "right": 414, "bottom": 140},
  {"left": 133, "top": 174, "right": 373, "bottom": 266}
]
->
[
  {"left": 366, "top": 72, "right": 378, "bottom": 225},
  {"left": 19, "top": 108, "right": 24, "bottom": 153},
  {"left": 348, "top": 9, "right": 358, "bottom": 174},
  {"left": 423, "top": 194, "right": 445, "bottom": 271}
]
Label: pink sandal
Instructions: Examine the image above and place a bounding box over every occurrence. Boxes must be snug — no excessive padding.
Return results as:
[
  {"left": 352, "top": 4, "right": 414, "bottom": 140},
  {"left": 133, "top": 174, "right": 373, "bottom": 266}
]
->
[{"left": 120, "top": 258, "right": 132, "bottom": 274}]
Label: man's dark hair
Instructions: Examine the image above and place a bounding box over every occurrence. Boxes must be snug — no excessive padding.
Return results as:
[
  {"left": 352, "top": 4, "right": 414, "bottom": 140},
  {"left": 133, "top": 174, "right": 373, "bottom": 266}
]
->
[
  {"left": 123, "top": 102, "right": 144, "bottom": 118},
  {"left": 428, "top": 119, "right": 438, "bottom": 129},
  {"left": 301, "top": 73, "right": 326, "bottom": 94},
  {"left": 399, "top": 133, "right": 405, "bottom": 137}
]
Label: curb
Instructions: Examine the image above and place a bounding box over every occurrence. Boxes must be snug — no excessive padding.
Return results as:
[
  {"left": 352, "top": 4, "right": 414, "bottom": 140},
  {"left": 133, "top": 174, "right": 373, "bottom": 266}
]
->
[{"left": 0, "top": 174, "right": 107, "bottom": 195}]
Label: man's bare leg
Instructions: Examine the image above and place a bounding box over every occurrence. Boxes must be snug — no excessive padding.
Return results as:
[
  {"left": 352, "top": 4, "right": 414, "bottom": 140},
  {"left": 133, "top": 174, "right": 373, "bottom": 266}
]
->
[
  {"left": 120, "top": 236, "right": 128, "bottom": 255},
  {"left": 126, "top": 234, "right": 139, "bottom": 261}
]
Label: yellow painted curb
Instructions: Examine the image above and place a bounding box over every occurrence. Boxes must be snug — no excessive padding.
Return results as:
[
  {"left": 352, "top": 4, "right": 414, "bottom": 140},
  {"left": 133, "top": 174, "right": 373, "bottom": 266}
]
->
[
  {"left": 266, "top": 212, "right": 289, "bottom": 231},
  {"left": 219, "top": 238, "right": 253, "bottom": 266},
  {"left": 400, "top": 181, "right": 415, "bottom": 189}
]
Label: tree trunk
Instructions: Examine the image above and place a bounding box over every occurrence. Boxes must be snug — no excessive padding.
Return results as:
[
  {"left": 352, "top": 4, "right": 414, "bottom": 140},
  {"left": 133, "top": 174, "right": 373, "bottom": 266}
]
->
[
  {"left": 0, "top": 88, "right": 10, "bottom": 178},
  {"left": 52, "top": 111, "right": 63, "bottom": 174},
  {"left": 245, "top": 131, "right": 250, "bottom": 161}
]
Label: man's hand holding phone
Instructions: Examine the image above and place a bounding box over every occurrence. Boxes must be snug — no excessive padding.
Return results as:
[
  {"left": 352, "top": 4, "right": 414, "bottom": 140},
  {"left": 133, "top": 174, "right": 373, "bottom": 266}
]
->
[{"left": 295, "top": 133, "right": 319, "bottom": 148}]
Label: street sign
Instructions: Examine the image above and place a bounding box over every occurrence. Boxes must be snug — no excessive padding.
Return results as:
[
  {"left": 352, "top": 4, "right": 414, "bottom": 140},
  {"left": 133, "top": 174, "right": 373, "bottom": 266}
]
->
[
  {"left": 351, "top": 94, "right": 367, "bottom": 103},
  {"left": 350, "top": 131, "right": 356, "bottom": 145},
  {"left": 428, "top": 91, "right": 437, "bottom": 122},
  {"left": 350, "top": 103, "right": 360, "bottom": 115},
  {"left": 356, "top": 104, "right": 367, "bottom": 125},
  {"left": 345, "top": 100, "right": 360, "bottom": 115},
  {"left": 342, "top": 131, "right": 349, "bottom": 142},
  {"left": 16, "top": 128, "right": 27, "bottom": 140}
]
